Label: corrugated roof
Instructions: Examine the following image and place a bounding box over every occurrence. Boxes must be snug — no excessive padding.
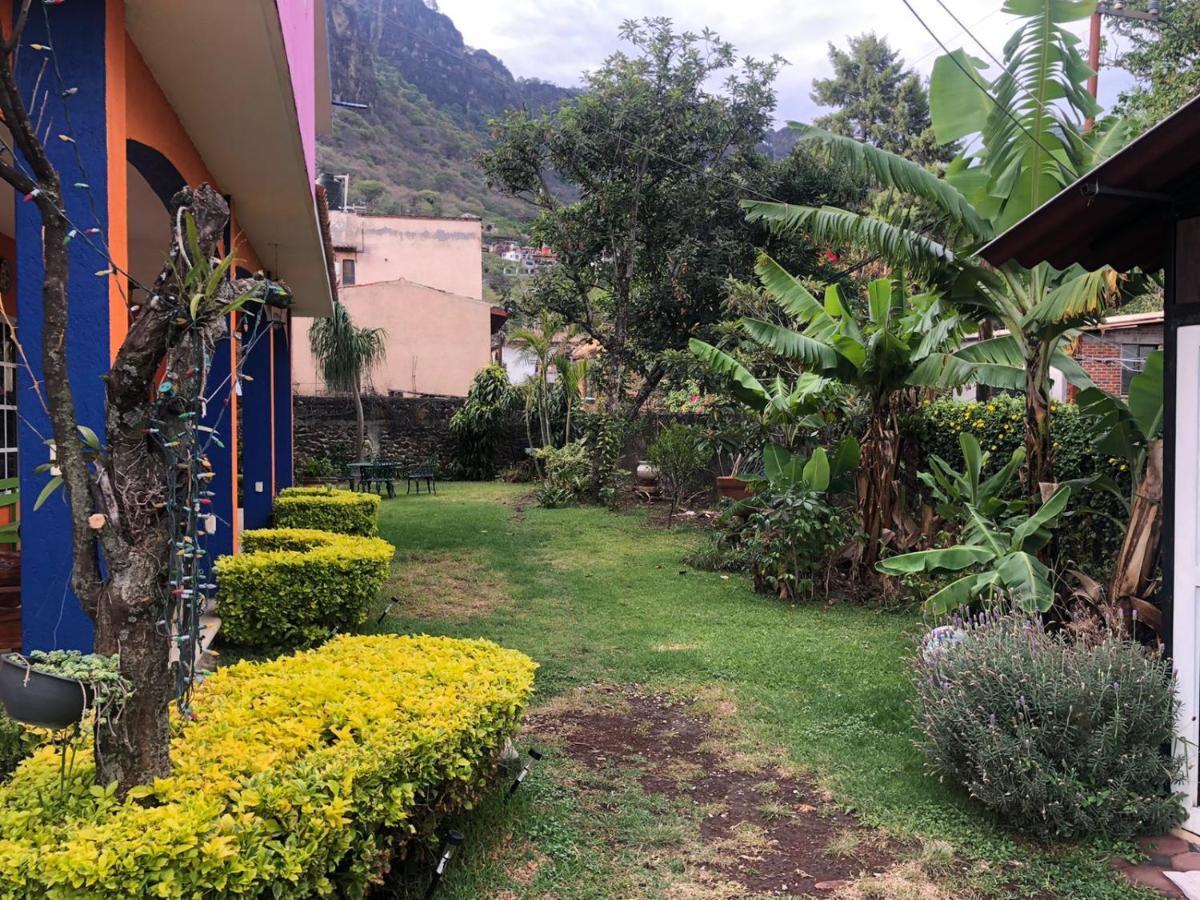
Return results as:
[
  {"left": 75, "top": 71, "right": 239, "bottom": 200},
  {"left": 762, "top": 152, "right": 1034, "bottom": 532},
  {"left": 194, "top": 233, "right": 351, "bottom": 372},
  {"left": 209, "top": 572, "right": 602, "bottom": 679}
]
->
[{"left": 980, "top": 94, "right": 1200, "bottom": 273}]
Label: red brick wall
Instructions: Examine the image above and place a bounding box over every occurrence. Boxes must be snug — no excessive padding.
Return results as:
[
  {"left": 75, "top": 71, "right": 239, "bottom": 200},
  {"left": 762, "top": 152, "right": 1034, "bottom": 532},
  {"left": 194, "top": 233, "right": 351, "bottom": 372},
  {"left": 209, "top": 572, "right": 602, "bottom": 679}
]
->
[{"left": 1075, "top": 334, "right": 1124, "bottom": 395}]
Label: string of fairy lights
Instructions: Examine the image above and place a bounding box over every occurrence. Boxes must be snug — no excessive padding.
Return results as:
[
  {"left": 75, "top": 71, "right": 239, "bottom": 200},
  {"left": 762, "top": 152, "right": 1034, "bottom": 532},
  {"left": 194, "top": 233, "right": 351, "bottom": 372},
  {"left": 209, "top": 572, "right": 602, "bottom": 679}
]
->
[{"left": 9, "top": 2, "right": 288, "bottom": 715}]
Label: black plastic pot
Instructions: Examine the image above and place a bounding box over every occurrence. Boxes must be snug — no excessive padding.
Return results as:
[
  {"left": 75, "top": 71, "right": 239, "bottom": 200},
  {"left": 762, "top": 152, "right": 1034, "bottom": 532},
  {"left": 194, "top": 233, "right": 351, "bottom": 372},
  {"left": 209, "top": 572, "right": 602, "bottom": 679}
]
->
[{"left": 0, "top": 653, "right": 93, "bottom": 729}]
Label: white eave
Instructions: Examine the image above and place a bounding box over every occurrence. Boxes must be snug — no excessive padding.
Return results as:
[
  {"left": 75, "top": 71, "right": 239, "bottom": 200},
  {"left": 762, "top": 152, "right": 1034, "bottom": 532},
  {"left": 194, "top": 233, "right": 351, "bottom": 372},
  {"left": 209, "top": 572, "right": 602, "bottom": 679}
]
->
[{"left": 125, "top": 0, "right": 334, "bottom": 317}]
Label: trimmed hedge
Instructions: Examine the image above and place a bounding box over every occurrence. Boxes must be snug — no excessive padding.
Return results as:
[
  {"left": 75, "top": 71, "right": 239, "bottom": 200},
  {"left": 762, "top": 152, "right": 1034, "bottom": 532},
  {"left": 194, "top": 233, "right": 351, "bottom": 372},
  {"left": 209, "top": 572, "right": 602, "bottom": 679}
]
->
[
  {"left": 0, "top": 634, "right": 537, "bottom": 898},
  {"left": 274, "top": 486, "right": 380, "bottom": 536},
  {"left": 216, "top": 528, "right": 393, "bottom": 651},
  {"left": 902, "top": 395, "right": 1129, "bottom": 575}
]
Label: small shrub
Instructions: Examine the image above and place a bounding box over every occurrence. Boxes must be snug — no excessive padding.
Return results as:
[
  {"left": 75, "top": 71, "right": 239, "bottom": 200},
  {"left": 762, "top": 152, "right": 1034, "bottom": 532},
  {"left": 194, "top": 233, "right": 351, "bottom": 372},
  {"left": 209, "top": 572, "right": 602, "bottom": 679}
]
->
[
  {"left": 216, "top": 527, "right": 393, "bottom": 651},
  {"left": 0, "top": 634, "right": 536, "bottom": 897},
  {"left": 273, "top": 486, "right": 380, "bottom": 536},
  {"left": 533, "top": 440, "right": 591, "bottom": 507},
  {"left": 296, "top": 456, "right": 337, "bottom": 479},
  {"left": 0, "top": 708, "right": 26, "bottom": 779},
  {"left": 914, "top": 609, "right": 1183, "bottom": 840},
  {"left": 648, "top": 423, "right": 709, "bottom": 525},
  {"left": 727, "top": 489, "right": 848, "bottom": 600},
  {"left": 450, "top": 364, "right": 518, "bottom": 480}
]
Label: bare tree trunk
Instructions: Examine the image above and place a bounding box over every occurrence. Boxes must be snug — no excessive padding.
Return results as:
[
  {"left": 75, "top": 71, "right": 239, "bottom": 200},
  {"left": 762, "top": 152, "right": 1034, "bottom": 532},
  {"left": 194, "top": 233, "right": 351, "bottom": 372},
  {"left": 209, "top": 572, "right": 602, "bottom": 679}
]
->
[
  {"left": 975, "top": 320, "right": 994, "bottom": 402},
  {"left": 1109, "top": 439, "right": 1163, "bottom": 607},
  {"left": 858, "top": 392, "right": 902, "bottom": 568}
]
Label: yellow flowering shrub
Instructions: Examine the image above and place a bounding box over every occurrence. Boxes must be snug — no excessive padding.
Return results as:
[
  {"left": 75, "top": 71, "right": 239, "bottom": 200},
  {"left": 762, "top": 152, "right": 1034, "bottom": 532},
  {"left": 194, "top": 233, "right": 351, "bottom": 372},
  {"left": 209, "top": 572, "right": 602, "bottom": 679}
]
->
[
  {"left": 0, "top": 635, "right": 537, "bottom": 899},
  {"left": 274, "top": 486, "right": 380, "bottom": 536},
  {"left": 216, "top": 528, "right": 393, "bottom": 651}
]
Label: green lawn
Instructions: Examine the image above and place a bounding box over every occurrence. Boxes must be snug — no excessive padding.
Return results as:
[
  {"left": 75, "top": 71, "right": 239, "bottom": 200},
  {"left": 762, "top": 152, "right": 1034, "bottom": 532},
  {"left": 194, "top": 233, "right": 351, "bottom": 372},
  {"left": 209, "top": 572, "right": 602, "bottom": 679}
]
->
[{"left": 373, "top": 482, "right": 1146, "bottom": 899}]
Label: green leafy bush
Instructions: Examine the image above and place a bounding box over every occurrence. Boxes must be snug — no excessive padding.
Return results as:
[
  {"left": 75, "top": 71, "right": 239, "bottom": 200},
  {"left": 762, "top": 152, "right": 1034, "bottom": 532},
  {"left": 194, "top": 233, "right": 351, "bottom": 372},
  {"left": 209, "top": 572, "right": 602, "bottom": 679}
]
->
[
  {"left": 450, "top": 365, "right": 518, "bottom": 480},
  {"left": 915, "top": 609, "right": 1183, "bottom": 840},
  {"left": 273, "top": 486, "right": 380, "bottom": 536},
  {"left": 721, "top": 489, "right": 849, "bottom": 600},
  {"left": 0, "top": 634, "right": 536, "bottom": 897},
  {"left": 533, "top": 440, "right": 591, "bottom": 507},
  {"left": 215, "top": 528, "right": 393, "bottom": 651},
  {"left": 0, "top": 709, "right": 26, "bottom": 779},
  {"left": 648, "top": 423, "right": 709, "bottom": 525},
  {"left": 903, "top": 396, "right": 1128, "bottom": 575}
]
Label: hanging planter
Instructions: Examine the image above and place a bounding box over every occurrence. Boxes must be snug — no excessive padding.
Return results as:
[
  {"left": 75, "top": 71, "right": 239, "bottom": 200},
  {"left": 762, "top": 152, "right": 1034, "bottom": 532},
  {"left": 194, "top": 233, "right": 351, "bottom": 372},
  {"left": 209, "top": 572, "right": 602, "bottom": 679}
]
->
[
  {"left": 0, "top": 650, "right": 129, "bottom": 731},
  {"left": 0, "top": 653, "right": 94, "bottom": 729}
]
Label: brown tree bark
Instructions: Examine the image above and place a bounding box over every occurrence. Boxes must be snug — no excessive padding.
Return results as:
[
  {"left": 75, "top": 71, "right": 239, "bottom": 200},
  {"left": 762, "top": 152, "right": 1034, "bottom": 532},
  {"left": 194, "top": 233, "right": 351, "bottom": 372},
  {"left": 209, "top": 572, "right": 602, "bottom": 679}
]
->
[
  {"left": 858, "top": 391, "right": 904, "bottom": 568},
  {"left": 1109, "top": 439, "right": 1163, "bottom": 608},
  {"left": 1024, "top": 350, "right": 1054, "bottom": 500}
]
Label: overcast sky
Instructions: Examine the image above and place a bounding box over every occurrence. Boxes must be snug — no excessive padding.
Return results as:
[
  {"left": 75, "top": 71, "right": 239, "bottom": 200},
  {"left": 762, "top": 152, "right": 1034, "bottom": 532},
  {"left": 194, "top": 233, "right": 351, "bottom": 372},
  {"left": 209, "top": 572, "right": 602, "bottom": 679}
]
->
[{"left": 435, "top": 0, "right": 1134, "bottom": 126}]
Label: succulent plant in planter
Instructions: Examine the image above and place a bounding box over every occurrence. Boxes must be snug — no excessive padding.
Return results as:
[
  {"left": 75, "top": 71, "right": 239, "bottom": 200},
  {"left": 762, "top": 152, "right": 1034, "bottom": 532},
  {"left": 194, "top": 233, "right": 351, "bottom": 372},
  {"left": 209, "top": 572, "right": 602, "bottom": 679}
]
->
[{"left": 0, "top": 650, "right": 131, "bottom": 731}]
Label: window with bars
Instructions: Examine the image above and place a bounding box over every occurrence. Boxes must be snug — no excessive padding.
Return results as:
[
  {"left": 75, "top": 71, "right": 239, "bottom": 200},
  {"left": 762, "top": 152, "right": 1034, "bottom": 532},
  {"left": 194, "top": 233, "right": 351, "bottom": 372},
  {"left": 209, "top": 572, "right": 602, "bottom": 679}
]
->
[{"left": 0, "top": 322, "right": 16, "bottom": 480}]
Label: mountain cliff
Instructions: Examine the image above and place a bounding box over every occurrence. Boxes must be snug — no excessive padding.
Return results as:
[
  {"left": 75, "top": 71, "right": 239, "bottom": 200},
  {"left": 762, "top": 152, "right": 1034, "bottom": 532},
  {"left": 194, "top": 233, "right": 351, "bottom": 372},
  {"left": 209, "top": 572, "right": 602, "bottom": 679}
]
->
[{"left": 319, "top": 0, "right": 573, "bottom": 232}]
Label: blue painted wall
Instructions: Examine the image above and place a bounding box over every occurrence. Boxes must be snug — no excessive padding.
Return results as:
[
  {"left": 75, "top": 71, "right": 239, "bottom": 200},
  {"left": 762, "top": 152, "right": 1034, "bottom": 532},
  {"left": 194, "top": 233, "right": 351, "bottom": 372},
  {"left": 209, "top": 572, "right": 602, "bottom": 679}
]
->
[
  {"left": 17, "top": 3, "right": 110, "bottom": 651},
  {"left": 201, "top": 319, "right": 237, "bottom": 563},
  {"left": 272, "top": 313, "right": 293, "bottom": 491},
  {"left": 240, "top": 310, "right": 274, "bottom": 531}
]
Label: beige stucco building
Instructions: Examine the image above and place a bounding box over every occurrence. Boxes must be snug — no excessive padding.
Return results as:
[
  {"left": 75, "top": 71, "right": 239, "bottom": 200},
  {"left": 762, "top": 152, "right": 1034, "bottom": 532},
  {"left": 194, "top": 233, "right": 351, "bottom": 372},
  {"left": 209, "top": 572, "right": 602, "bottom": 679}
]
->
[{"left": 293, "top": 210, "right": 498, "bottom": 397}]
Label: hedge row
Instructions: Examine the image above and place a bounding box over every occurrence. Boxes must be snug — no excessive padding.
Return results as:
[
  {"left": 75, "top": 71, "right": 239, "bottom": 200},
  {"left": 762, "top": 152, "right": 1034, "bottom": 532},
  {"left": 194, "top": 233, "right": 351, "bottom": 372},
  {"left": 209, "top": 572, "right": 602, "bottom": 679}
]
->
[
  {"left": 216, "top": 528, "right": 393, "bottom": 651},
  {"left": 273, "top": 486, "right": 380, "bottom": 536},
  {"left": 0, "top": 634, "right": 537, "bottom": 898},
  {"left": 902, "top": 395, "right": 1129, "bottom": 574}
]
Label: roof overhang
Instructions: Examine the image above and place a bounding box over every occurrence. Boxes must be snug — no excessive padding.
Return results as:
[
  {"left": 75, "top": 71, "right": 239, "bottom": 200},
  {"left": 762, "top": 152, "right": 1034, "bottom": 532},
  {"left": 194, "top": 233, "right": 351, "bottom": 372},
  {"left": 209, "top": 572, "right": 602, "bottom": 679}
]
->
[
  {"left": 125, "top": 0, "right": 334, "bottom": 316},
  {"left": 980, "top": 94, "right": 1200, "bottom": 274}
]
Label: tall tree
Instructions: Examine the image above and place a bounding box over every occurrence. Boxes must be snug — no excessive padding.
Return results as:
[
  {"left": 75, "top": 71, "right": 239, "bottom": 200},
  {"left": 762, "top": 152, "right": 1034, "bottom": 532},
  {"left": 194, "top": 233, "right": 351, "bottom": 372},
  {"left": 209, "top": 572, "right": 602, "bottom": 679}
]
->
[
  {"left": 309, "top": 303, "right": 387, "bottom": 460},
  {"left": 747, "top": 0, "right": 1129, "bottom": 496},
  {"left": 811, "top": 33, "right": 954, "bottom": 165},
  {"left": 481, "top": 18, "right": 781, "bottom": 417},
  {"left": 1110, "top": 0, "right": 1200, "bottom": 135}
]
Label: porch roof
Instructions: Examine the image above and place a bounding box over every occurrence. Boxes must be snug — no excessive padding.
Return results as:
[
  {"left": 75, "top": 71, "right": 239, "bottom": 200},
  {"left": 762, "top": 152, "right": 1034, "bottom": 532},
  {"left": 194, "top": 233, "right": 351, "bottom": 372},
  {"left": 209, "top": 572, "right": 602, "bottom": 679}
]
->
[
  {"left": 124, "top": 0, "right": 334, "bottom": 317},
  {"left": 979, "top": 94, "right": 1200, "bottom": 274}
]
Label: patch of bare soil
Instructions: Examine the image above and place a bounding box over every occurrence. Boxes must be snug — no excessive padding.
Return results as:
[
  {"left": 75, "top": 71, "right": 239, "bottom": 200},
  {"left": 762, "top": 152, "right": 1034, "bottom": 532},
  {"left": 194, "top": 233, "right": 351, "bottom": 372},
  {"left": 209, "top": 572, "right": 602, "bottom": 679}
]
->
[
  {"left": 528, "top": 687, "right": 912, "bottom": 898},
  {"left": 384, "top": 551, "right": 510, "bottom": 621}
]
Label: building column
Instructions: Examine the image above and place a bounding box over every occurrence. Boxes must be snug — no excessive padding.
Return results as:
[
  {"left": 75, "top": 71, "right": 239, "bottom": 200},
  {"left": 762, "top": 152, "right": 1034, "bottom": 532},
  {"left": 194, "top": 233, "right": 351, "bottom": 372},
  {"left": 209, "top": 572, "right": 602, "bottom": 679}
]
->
[
  {"left": 200, "top": 315, "right": 238, "bottom": 562},
  {"left": 273, "top": 311, "right": 293, "bottom": 491},
  {"left": 240, "top": 308, "right": 276, "bottom": 531},
  {"left": 17, "top": 2, "right": 113, "bottom": 651}
]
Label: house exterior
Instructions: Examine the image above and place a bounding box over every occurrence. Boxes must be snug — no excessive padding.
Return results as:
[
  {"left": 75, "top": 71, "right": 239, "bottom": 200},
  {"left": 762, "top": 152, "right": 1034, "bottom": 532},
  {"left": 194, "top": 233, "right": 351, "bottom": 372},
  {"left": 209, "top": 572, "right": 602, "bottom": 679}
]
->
[
  {"left": 979, "top": 93, "right": 1200, "bottom": 831},
  {"left": 3, "top": 1, "right": 335, "bottom": 652},
  {"left": 1067, "top": 311, "right": 1164, "bottom": 400},
  {"left": 293, "top": 209, "right": 500, "bottom": 397}
]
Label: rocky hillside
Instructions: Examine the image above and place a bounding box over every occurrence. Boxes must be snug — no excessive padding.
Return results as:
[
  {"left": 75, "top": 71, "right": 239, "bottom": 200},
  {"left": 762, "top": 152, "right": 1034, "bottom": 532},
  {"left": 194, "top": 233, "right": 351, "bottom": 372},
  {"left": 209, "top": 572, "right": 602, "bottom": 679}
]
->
[{"left": 320, "top": 0, "right": 573, "bottom": 232}]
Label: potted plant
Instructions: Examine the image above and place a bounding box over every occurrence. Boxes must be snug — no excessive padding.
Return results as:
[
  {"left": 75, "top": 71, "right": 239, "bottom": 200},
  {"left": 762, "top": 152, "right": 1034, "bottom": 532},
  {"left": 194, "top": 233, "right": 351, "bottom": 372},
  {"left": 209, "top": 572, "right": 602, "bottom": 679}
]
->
[
  {"left": 702, "top": 409, "right": 761, "bottom": 501},
  {"left": 0, "top": 650, "right": 128, "bottom": 730}
]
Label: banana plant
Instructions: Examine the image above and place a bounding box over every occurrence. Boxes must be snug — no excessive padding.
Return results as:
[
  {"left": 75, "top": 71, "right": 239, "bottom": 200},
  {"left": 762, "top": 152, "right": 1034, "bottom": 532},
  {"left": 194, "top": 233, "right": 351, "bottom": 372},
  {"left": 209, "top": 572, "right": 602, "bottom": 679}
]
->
[
  {"left": 877, "top": 485, "right": 1073, "bottom": 614},
  {"left": 701, "top": 264, "right": 969, "bottom": 567},
  {"left": 920, "top": 433, "right": 1026, "bottom": 523},
  {"left": 743, "top": 0, "right": 1130, "bottom": 497},
  {"left": 758, "top": 437, "right": 860, "bottom": 496},
  {"left": 1075, "top": 350, "right": 1164, "bottom": 611}
]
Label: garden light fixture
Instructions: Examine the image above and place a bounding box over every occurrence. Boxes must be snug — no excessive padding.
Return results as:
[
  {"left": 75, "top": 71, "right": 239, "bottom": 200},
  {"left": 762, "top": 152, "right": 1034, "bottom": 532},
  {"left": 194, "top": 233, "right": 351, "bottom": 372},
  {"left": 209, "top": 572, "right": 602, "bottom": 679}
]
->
[
  {"left": 507, "top": 747, "right": 543, "bottom": 797},
  {"left": 423, "top": 830, "right": 465, "bottom": 899}
]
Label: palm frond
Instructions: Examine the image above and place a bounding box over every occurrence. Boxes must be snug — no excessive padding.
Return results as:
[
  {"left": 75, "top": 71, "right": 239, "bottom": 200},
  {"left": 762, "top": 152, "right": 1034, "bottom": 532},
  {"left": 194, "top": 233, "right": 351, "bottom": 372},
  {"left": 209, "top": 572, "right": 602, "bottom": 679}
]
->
[{"left": 308, "top": 302, "right": 388, "bottom": 392}]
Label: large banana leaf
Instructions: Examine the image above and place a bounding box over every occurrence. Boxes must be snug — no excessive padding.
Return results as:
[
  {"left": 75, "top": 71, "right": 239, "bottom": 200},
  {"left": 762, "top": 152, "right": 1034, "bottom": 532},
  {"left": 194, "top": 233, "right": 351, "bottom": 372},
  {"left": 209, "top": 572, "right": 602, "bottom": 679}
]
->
[
  {"left": 739, "top": 318, "right": 848, "bottom": 377},
  {"left": 1022, "top": 268, "right": 1110, "bottom": 329},
  {"left": 876, "top": 545, "right": 996, "bottom": 575},
  {"left": 687, "top": 339, "right": 770, "bottom": 413},
  {"left": 786, "top": 123, "right": 992, "bottom": 241},
  {"left": 1011, "top": 485, "right": 1072, "bottom": 552},
  {"left": 753, "top": 254, "right": 831, "bottom": 329},
  {"left": 1128, "top": 349, "right": 1164, "bottom": 442},
  {"left": 995, "top": 550, "right": 1055, "bottom": 612}
]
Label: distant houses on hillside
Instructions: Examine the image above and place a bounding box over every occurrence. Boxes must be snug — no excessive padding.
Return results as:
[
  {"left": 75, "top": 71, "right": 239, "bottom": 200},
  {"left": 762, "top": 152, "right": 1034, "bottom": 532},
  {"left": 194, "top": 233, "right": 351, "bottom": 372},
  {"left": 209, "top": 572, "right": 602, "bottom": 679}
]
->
[{"left": 486, "top": 242, "right": 559, "bottom": 277}]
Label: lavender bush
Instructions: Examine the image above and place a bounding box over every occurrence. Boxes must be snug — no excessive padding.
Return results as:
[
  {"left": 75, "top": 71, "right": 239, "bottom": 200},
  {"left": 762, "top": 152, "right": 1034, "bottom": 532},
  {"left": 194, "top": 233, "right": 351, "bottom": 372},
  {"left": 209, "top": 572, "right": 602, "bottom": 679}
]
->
[{"left": 914, "top": 609, "right": 1184, "bottom": 840}]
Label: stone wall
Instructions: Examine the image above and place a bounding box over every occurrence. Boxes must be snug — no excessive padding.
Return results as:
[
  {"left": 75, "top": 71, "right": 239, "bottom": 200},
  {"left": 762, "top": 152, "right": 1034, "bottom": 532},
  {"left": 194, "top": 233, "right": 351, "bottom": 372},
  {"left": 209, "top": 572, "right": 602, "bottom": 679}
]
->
[{"left": 294, "top": 393, "right": 525, "bottom": 476}]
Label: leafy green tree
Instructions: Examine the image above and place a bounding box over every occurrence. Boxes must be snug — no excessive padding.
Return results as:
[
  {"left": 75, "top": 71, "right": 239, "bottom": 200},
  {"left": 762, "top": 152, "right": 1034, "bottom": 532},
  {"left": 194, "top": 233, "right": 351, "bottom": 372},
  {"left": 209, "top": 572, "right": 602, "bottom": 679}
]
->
[
  {"left": 308, "top": 302, "right": 387, "bottom": 461},
  {"left": 811, "top": 32, "right": 954, "bottom": 164},
  {"left": 746, "top": 0, "right": 1129, "bottom": 496},
  {"left": 696, "top": 261, "right": 968, "bottom": 567},
  {"left": 481, "top": 18, "right": 782, "bottom": 417},
  {"left": 1111, "top": 0, "right": 1200, "bottom": 135}
]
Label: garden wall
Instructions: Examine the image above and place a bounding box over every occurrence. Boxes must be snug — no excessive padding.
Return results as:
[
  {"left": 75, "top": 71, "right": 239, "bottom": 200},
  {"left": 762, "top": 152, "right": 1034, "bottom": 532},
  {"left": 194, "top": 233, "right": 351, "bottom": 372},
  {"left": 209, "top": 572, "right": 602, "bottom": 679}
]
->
[{"left": 294, "top": 394, "right": 525, "bottom": 474}]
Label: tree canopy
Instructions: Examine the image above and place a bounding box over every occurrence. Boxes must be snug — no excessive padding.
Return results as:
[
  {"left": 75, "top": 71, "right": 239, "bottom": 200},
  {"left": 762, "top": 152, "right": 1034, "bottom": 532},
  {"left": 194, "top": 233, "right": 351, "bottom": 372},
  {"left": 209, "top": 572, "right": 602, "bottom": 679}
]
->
[{"left": 1110, "top": 0, "right": 1200, "bottom": 135}]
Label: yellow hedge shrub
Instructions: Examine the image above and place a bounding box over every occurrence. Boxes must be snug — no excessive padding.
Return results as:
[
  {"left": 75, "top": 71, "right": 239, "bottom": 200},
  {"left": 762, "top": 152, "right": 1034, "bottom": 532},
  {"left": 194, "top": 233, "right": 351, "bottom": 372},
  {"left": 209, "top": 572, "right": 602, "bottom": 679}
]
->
[
  {"left": 274, "top": 487, "right": 380, "bottom": 536},
  {"left": 0, "top": 634, "right": 537, "bottom": 899},
  {"left": 215, "top": 528, "right": 393, "bottom": 651}
]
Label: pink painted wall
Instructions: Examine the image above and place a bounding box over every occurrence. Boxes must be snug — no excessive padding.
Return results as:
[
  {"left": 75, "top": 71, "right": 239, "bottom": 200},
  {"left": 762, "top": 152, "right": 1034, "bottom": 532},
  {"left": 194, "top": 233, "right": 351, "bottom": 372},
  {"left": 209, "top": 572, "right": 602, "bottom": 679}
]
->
[
  {"left": 293, "top": 280, "right": 493, "bottom": 397},
  {"left": 330, "top": 212, "right": 483, "bottom": 299},
  {"left": 277, "top": 0, "right": 317, "bottom": 184}
]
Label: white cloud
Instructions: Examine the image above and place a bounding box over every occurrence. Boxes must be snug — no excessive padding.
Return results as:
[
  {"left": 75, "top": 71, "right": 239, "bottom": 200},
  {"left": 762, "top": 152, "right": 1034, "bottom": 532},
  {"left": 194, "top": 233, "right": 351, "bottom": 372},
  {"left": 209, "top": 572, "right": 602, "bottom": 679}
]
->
[{"left": 434, "top": 0, "right": 1134, "bottom": 124}]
